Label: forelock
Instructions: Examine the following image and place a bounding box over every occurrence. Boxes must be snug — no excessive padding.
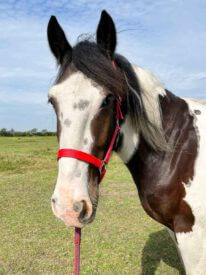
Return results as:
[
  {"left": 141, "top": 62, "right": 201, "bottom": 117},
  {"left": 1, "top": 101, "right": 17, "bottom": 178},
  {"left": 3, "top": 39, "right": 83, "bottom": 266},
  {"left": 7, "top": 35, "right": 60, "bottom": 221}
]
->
[{"left": 56, "top": 39, "right": 125, "bottom": 97}]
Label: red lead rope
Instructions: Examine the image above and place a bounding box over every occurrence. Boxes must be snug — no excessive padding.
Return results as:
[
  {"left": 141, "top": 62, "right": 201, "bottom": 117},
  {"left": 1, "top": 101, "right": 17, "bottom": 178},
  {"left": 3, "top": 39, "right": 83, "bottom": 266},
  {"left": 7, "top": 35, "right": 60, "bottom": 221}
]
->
[{"left": 74, "top": 227, "right": 81, "bottom": 275}]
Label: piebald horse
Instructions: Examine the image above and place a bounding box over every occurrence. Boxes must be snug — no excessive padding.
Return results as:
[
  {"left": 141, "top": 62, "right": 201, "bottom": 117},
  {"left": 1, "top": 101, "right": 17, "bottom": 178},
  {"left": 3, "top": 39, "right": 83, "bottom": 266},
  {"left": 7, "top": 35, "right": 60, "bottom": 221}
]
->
[{"left": 47, "top": 10, "right": 206, "bottom": 274}]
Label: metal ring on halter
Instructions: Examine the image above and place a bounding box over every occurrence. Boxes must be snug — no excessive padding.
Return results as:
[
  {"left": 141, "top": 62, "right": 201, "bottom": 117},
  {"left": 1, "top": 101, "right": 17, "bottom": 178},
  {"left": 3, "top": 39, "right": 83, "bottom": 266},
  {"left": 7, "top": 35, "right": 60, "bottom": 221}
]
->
[{"left": 99, "top": 161, "right": 106, "bottom": 174}]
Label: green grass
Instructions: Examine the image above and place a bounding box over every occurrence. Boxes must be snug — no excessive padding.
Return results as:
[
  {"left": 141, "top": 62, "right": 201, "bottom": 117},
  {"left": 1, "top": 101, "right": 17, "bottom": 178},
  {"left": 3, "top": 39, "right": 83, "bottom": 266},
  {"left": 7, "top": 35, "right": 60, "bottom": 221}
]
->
[{"left": 0, "top": 136, "right": 184, "bottom": 274}]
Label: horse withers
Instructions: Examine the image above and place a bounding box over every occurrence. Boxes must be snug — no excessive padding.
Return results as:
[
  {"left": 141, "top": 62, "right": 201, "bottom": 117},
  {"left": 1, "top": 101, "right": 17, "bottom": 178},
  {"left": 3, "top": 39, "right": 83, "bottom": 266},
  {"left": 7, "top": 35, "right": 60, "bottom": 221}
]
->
[{"left": 47, "top": 10, "right": 206, "bottom": 274}]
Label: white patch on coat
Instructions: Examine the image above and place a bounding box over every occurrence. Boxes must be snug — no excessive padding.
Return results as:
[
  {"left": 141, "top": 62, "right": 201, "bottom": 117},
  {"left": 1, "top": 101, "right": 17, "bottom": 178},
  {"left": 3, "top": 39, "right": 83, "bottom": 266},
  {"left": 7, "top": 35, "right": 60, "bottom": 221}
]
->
[
  {"left": 175, "top": 99, "right": 206, "bottom": 274},
  {"left": 134, "top": 66, "right": 166, "bottom": 129},
  {"left": 118, "top": 115, "right": 139, "bottom": 163},
  {"left": 49, "top": 71, "right": 105, "bottom": 222},
  {"left": 118, "top": 66, "right": 166, "bottom": 163}
]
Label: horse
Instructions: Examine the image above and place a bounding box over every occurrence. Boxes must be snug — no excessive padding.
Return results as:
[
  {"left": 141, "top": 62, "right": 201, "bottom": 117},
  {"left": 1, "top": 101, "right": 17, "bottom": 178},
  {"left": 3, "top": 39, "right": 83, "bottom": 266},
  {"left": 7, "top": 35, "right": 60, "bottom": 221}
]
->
[{"left": 47, "top": 10, "right": 206, "bottom": 274}]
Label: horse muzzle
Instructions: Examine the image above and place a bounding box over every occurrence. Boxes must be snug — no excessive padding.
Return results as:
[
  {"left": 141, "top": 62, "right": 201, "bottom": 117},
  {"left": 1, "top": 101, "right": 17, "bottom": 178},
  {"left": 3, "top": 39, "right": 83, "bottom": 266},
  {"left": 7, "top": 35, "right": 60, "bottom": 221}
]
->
[{"left": 51, "top": 196, "right": 94, "bottom": 228}]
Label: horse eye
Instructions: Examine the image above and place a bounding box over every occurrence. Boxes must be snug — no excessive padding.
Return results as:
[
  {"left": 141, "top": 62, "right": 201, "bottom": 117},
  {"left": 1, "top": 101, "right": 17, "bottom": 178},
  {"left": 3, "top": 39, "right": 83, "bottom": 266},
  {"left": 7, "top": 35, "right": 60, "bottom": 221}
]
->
[
  {"left": 48, "top": 97, "right": 54, "bottom": 105},
  {"left": 101, "top": 94, "right": 114, "bottom": 108}
]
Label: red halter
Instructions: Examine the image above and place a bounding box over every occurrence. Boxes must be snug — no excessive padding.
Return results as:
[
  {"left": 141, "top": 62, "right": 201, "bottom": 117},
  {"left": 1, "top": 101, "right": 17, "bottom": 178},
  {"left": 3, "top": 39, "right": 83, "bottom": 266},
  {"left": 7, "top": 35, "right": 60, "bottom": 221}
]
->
[{"left": 56, "top": 61, "right": 124, "bottom": 275}]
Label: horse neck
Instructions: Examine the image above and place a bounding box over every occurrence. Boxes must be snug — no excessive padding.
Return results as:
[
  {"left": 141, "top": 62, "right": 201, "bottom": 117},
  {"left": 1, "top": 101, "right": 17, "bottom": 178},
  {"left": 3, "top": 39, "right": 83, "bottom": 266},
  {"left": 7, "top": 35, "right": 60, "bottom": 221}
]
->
[{"left": 117, "top": 89, "right": 198, "bottom": 188}]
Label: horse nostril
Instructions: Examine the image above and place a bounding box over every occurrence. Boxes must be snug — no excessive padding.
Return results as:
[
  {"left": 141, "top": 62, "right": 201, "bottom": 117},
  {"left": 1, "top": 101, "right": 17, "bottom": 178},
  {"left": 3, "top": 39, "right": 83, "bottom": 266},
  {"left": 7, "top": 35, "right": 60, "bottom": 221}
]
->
[
  {"left": 51, "top": 197, "right": 57, "bottom": 204},
  {"left": 79, "top": 200, "right": 89, "bottom": 221},
  {"left": 73, "top": 202, "right": 83, "bottom": 213}
]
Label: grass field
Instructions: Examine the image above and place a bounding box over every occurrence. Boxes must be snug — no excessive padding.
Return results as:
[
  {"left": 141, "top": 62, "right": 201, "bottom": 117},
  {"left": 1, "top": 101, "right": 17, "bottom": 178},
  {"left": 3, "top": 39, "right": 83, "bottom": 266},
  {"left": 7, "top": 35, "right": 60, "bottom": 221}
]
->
[{"left": 0, "top": 136, "right": 185, "bottom": 274}]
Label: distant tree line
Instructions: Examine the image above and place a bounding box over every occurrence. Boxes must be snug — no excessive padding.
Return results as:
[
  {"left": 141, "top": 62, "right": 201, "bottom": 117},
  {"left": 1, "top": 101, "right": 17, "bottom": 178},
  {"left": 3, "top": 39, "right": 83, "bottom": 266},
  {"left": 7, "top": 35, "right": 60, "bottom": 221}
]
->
[{"left": 0, "top": 128, "right": 56, "bottom": 137}]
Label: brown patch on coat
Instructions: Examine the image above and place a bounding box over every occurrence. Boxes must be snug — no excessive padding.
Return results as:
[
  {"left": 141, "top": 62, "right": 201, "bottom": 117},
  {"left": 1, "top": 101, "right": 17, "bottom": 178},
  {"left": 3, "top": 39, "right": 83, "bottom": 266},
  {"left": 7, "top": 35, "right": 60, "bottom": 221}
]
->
[
  {"left": 87, "top": 99, "right": 117, "bottom": 220},
  {"left": 127, "top": 90, "right": 198, "bottom": 233},
  {"left": 173, "top": 200, "right": 195, "bottom": 233},
  {"left": 90, "top": 99, "right": 116, "bottom": 150}
]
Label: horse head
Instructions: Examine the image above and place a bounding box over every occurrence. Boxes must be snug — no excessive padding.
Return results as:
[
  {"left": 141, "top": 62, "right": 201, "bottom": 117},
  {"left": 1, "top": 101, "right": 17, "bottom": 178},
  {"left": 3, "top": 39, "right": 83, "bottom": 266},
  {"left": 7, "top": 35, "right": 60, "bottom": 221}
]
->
[{"left": 47, "top": 11, "right": 126, "bottom": 227}]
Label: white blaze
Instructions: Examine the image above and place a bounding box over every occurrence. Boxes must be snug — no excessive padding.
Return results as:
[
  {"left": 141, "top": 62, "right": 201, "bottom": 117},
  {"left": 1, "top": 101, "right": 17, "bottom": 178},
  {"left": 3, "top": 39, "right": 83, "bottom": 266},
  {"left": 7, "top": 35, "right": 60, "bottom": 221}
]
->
[{"left": 49, "top": 72, "right": 105, "bottom": 222}]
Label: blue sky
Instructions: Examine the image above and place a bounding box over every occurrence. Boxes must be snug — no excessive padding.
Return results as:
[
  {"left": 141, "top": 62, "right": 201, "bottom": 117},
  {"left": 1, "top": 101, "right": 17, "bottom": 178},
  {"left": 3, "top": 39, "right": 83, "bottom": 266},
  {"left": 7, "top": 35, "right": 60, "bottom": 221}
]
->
[{"left": 0, "top": 0, "right": 206, "bottom": 131}]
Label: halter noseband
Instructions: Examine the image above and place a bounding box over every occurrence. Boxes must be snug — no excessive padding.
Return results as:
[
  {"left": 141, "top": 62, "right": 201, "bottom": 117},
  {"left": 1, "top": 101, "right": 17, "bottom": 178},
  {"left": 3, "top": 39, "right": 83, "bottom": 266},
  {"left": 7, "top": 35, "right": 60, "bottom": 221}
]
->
[{"left": 57, "top": 96, "right": 124, "bottom": 182}]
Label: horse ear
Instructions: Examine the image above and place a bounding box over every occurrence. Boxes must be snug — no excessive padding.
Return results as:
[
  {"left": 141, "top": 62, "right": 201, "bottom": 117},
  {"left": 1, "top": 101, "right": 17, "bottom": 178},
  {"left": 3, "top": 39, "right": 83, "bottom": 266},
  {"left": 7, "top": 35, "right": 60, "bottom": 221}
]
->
[
  {"left": 96, "top": 10, "right": 117, "bottom": 59},
  {"left": 47, "top": 16, "right": 72, "bottom": 65}
]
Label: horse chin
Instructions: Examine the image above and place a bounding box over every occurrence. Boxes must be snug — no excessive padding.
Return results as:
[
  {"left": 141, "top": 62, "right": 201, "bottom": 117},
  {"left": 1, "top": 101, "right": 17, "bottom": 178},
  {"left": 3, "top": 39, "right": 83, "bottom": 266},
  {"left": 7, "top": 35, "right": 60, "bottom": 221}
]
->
[{"left": 57, "top": 213, "right": 84, "bottom": 228}]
